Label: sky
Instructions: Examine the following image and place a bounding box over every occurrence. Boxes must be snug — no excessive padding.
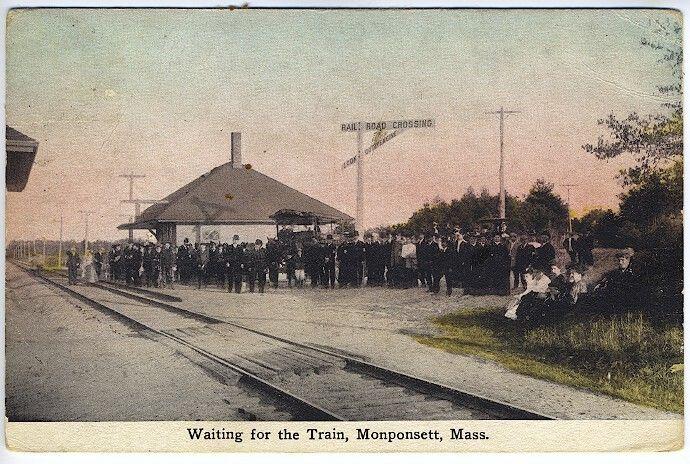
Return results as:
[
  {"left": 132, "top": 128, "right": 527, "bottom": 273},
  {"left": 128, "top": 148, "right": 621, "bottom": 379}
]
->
[{"left": 4, "top": 8, "right": 682, "bottom": 241}]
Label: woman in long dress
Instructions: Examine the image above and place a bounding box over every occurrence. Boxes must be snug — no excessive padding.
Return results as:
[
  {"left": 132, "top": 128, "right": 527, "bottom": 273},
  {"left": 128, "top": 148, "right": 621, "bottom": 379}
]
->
[
  {"left": 504, "top": 266, "right": 551, "bottom": 320},
  {"left": 82, "top": 250, "right": 98, "bottom": 284}
]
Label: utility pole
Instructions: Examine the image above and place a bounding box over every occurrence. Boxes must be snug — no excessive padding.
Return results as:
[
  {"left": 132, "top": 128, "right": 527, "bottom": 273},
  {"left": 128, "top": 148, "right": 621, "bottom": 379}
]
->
[
  {"left": 560, "top": 183, "right": 578, "bottom": 233},
  {"left": 119, "top": 173, "right": 162, "bottom": 242},
  {"left": 120, "top": 173, "right": 145, "bottom": 242},
  {"left": 485, "top": 107, "right": 521, "bottom": 220},
  {"left": 79, "top": 210, "right": 95, "bottom": 253}
]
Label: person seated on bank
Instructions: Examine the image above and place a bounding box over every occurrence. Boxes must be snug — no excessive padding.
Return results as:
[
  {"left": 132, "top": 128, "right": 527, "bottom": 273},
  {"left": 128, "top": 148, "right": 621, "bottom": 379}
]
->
[
  {"left": 580, "top": 247, "right": 638, "bottom": 314},
  {"left": 565, "top": 264, "right": 588, "bottom": 306},
  {"left": 504, "top": 265, "right": 551, "bottom": 320},
  {"left": 546, "top": 262, "right": 567, "bottom": 294},
  {"left": 527, "top": 264, "right": 588, "bottom": 322}
]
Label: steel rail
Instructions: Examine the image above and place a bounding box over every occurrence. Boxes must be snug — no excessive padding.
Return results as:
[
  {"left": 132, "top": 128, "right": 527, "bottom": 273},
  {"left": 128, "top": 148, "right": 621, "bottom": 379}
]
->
[
  {"left": 15, "top": 260, "right": 555, "bottom": 420},
  {"left": 12, "top": 261, "right": 344, "bottom": 421}
]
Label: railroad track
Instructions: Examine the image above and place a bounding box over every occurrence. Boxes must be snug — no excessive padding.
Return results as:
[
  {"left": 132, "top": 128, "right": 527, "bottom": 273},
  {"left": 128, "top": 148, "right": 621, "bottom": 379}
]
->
[{"left": 13, "top": 260, "right": 555, "bottom": 421}]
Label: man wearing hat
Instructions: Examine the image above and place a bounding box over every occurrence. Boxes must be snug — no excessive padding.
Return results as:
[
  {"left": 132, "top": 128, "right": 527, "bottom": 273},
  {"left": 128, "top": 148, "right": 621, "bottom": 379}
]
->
[
  {"left": 321, "top": 234, "right": 337, "bottom": 289},
  {"left": 337, "top": 232, "right": 355, "bottom": 287},
  {"left": 587, "top": 247, "right": 638, "bottom": 312},
  {"left": 195, "top": 243, "right": 209, "bottom": 289},
  {"left": 151, "top": 243, "right": 162, "bottom": 287},
  {"left": 304, "top": 236, "right": 323, "bottom": 288},
  {"left": 353, "top": 231, "right": 366, "bottom": 286},
  {"left": 265, "top": 237, "right": 282, "bottom": 289},
  {"left": 224, "top": 235, "right": 244, "bottom": 293},
  {"left": 161, "top": 242, "right": 176, "bottom": 289},
  {"left": 243, "top": 239, "right": 268, "bottom": 293},
  {"left": 534, "top": 231, "right": 556, "bottom": 271}
]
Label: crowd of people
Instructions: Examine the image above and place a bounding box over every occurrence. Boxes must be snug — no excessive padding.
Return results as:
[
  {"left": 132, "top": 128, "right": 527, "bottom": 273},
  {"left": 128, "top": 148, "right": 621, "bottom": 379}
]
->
[
  {"left": 62, "top": 226, "right": 600, "bottom": 299},
  {"left": 58, "top": 222, "right": 643, "bottom": 325}
]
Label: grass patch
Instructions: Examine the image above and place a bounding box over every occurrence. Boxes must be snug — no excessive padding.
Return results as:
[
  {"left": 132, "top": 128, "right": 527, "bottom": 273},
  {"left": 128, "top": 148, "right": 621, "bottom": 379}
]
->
[{"left": 416, "top": 307, "right": 683, "bottom": 413}]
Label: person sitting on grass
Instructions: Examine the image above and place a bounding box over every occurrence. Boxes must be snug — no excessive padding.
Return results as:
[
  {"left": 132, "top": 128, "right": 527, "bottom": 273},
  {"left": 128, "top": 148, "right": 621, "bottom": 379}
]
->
[
  {"left": 508, "top": 263, "right": 590, "bottom": 324},
  {"left": 531, "top": 264, "right": 589, "bottom": 322},
  {"left": 565, "top": 264, "right": 588, "bottom": 306},
  {"left": 504, "top": 265, "right": 551, "bottom": 320},
  {"left": 577, "top": 247, "right": 639, "bottom": 314}
]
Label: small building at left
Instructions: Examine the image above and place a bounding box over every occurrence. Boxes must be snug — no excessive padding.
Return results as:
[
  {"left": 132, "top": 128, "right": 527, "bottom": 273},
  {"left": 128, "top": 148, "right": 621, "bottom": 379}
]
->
[{"left": 6, "top": 125, "right": 39, "bottom": 192}]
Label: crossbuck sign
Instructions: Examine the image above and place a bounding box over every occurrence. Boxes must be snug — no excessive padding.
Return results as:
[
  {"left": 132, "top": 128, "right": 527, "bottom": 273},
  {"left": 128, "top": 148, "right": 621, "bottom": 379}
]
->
[{"left": 340, "top": 118, "right": 436, "bottom": 231}]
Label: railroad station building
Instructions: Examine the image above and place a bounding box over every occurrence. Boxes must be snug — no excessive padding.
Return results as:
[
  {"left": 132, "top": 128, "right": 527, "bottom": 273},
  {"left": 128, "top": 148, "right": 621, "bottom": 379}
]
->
[
  {"left": 118, "top": 132, "right": 352, "bottom": 244},
  {"left": 6, "top": 126, "right": 39, "bottom": 192}
]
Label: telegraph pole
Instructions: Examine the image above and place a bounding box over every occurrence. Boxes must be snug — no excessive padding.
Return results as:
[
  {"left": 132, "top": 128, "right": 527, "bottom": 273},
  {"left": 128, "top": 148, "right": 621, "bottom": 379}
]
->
[
  {"left": 119, "top": 173, "right": 163, "bottom": 242},
  {"left": 560, "top": 183, "right": 578, "bottom": 233},
  {"left": 79, "top": 210, "right": 95, "bottom": 253},
  {"left": 120, "top": 173, "right": 145, "bottom": 241},
  {"left": 119, "top": 173, "right": 146, "bottom": 203},
  {"left": 485, "top": 107, "right": 521, "bottom": 220}
]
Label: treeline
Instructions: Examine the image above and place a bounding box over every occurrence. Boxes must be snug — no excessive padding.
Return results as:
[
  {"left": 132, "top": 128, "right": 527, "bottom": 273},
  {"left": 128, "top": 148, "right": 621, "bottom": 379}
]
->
[
  {"left": 573, "top": 159, "right": 682, "bottom": 251},
  {"left": 377, "top": 179, "right": 569, "bottom": 236}
]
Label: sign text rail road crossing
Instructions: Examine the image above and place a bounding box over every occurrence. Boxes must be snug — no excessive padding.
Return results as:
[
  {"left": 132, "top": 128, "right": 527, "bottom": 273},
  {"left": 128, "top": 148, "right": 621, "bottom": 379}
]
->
[
  {"left": 339, "top": 118, "right": 436, "bottom": 232},
  {"left": 341, "top": 119, "right": 435, "bottom": 133}
]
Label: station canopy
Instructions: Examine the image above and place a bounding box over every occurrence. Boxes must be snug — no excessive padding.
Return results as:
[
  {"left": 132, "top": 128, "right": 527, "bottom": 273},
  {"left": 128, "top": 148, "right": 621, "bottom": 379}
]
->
[{"left": 118, "top": 161, "right": 353, "bottom": 231}]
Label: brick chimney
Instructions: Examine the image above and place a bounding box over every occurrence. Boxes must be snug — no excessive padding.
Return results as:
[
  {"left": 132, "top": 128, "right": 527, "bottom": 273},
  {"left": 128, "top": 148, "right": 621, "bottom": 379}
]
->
[{"left": 231, "top": 132, "right": 242, "bottom": 168}]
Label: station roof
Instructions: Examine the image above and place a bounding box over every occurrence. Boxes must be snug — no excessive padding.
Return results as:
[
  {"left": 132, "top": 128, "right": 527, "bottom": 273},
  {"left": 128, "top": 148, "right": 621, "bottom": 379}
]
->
[
  {"left": 119, "top": 162, "right": 353, "bottom": 230},
  {"left": 6, "top": 126, "right": 39, "bottom": 192}
]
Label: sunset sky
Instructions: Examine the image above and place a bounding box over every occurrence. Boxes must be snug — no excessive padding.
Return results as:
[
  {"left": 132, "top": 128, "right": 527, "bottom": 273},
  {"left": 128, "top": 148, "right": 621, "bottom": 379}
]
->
[{"left": 5, "top": 8, "right": 681, "bottom": 241}]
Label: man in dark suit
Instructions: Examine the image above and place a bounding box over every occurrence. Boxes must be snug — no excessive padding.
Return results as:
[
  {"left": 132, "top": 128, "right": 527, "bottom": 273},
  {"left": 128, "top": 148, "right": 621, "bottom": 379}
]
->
[
  {"left": 578, "top": 230, "right": 595, "bottom": 266},
  {"left": 265, "top": 238, "right": 282, "bottom": 289},
  {"left": 363, "top": 233, "right": 377, "bottom": 286},
  {"left": 245, "top": 239, "right": 268, "bottom": 293},
  {"left": 513, "top": 235, "right": 531, "bottom": 290},
  {"left": 353, "top": 232, "right": 366, "bottom": 286},
  {"left": 416, "top": 232, "right": 432, "bottom": 290},
  {"left": 450, "top": 231, "right": 472, "bottom": 293},
  {"left": 321, "top": 234, "right": 337, "bottom": 288},
  {"left": 337, "top": 234, "right": 354, "bottom": 287},
  {"left": 431, "top": 237, "right": 453, "bottom": 296},
  {"left": 225, "top": 235, "right": 244, "bottom": 293},
  {"left": 66, "top": 248, "right": 81, "bottom": 285},
  {"left": 150, "top": 243, "right": 162, "bottom": 287},
  {"left": 161, "top": 242, "right": 177, "bottom": 289},
  {"left": 488, "top": 234, "right": 511, "bottom": 295},
  {"left": 563, "top": 232, "right": 579, "bottom": 264},
  {"left": 535, "top": 232, "right": 556, "bottom": 271}
]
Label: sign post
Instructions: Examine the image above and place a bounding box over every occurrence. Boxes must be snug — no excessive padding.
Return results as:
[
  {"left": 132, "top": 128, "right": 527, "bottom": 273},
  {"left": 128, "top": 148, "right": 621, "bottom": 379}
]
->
[{"left": 341, "top": 119, "right": 435, "bottom": 232}]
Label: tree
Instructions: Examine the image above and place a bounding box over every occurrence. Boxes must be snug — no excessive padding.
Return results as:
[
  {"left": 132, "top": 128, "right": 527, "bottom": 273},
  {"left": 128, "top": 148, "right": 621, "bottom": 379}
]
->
[
  {"left": 583, "top": 17, "right": 682, "bottom": 188},
  {"left": 521, "top": 179, "right": 569, "bottom": 231},
  {"left": 619, "top": 159, "right": 683, "bottom": 227}
]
